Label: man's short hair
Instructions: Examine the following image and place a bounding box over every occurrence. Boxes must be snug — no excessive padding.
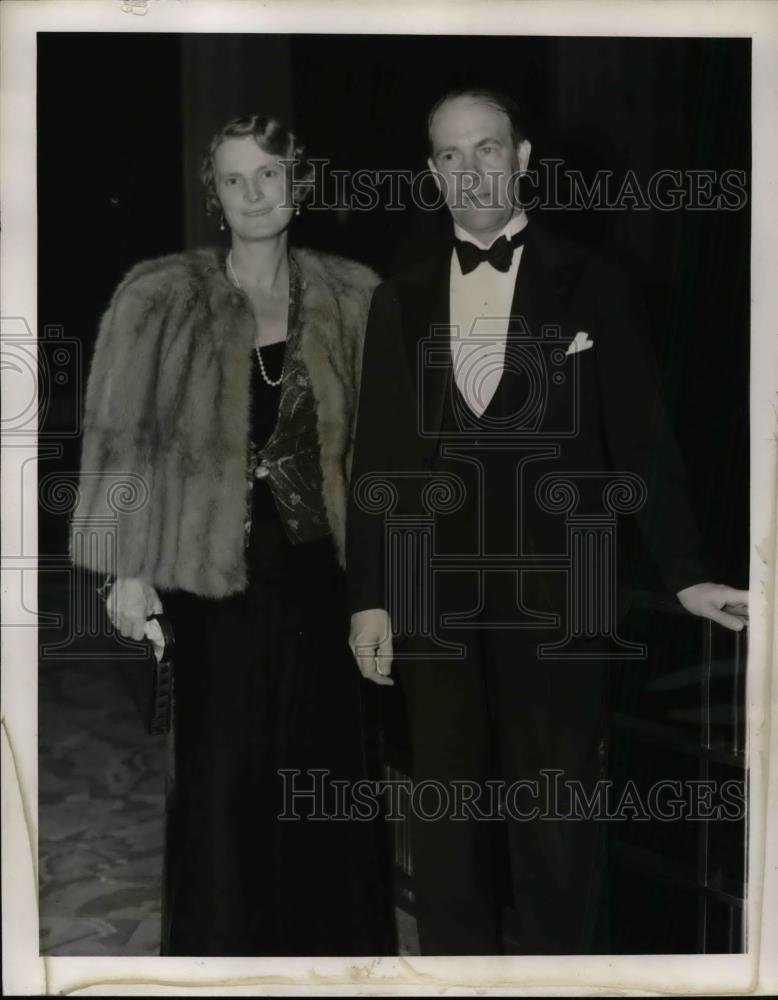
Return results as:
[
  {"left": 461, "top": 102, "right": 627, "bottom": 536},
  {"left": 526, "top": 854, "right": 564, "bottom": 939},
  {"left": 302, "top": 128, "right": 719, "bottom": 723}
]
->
[{"left": 427, "top": 87, "right": 528, "bottom": 150}]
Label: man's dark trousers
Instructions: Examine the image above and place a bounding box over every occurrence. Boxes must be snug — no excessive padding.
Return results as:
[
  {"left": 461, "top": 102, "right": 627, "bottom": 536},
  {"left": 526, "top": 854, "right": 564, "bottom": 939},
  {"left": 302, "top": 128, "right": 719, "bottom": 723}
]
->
[{"left": 396, "top": 372, "right": 610, "bottom": 956}]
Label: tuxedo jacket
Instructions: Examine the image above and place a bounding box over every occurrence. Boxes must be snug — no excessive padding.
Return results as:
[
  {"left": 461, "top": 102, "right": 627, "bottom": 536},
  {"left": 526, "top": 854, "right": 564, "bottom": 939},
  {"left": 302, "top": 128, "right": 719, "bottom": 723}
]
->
[{"left": 346, "top": 222, "right": 707, "bottom": 618}]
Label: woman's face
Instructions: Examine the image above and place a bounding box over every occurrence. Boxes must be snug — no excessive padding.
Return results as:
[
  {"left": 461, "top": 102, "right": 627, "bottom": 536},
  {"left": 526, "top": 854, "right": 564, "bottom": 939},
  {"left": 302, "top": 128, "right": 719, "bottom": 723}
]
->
[{"left": 213, "top": 135, "right": 295, "bottom": 242}]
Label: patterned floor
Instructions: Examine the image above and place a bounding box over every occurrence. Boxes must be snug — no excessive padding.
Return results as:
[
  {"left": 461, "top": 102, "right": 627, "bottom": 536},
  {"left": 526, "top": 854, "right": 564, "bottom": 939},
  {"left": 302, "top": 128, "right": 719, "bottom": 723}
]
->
[
  {"left": 38, "top": 589, "right": 170, "bottom": 957},
  {"left": 37, "top": 579, "right": 418, "bottom": 957}
]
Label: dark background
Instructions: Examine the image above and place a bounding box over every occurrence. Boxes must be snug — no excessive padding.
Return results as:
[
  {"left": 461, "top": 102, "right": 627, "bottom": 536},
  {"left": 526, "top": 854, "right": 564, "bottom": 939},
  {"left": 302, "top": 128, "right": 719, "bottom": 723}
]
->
[
  {"left": 38, "top": 32, "right": 750, "bottom": 585},
  {"left": 37, "top": 32, "right": 751, "bottom": 956}
]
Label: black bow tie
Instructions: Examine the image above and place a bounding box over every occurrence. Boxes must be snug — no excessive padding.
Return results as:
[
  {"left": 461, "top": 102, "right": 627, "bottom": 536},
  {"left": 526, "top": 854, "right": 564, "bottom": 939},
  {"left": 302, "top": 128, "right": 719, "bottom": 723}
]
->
[{"left": 454, "top": 229, "right": 528, "bottom": 275}]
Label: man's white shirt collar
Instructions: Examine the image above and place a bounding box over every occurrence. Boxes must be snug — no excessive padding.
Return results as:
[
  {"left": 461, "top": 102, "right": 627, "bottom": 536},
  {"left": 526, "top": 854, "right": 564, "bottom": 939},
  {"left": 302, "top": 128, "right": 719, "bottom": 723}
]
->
[
  {"left": 453, "top": 210, "right": 529, "bottom": 251},
  {"left": 449, "top": 213, "right": 528, "bottom": 417}
]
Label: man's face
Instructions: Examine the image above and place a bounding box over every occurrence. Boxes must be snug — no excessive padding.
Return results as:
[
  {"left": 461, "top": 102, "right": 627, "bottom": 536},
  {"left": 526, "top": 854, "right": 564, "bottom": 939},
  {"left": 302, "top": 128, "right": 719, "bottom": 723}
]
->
[{"left": 428, "top": 96, "right": 531, "bottom": 240}]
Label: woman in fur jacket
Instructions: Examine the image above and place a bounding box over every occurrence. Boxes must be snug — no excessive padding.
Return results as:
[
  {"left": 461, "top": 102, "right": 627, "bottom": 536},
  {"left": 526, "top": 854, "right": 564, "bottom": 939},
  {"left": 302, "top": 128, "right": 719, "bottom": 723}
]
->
[{"left": 73, "top": 114, "right": 391, "bottom": 956}]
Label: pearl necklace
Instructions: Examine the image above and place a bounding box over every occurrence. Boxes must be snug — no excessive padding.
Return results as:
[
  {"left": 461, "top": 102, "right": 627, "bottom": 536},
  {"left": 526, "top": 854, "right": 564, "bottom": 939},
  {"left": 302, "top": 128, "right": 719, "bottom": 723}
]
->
[{"left": 226, "top": 250, "right": 284, "bottom": 388}]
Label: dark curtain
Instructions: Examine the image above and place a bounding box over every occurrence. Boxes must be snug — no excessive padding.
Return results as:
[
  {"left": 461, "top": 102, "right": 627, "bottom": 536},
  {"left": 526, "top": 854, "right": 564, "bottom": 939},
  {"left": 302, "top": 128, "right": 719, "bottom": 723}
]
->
[{"left": 38, "top": 32, "right": 749, "bottom": 585}]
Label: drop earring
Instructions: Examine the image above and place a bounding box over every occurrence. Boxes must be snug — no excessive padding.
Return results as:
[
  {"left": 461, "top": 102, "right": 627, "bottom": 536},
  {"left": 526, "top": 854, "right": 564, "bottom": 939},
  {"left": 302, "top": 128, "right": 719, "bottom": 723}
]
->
[
  {"left": 295, "top": 204, "right": 301, "bottom": 217},
  {"left": 220, "top": 212, "right": 226, "bottom": 231}
]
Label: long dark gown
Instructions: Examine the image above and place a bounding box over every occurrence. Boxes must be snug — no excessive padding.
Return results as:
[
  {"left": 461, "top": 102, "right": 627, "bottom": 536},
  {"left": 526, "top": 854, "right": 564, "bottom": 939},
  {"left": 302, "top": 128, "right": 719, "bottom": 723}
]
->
[{"left": 161, "top": 343, "right": 390, "bottom": 957}]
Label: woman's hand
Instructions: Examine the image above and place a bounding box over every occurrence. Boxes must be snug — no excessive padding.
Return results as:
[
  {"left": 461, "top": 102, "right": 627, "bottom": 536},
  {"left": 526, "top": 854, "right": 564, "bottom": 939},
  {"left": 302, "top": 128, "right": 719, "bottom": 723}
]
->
[
  {"left": 106, "top": 578, "right": 163, "bottom": 641},
  {"left": 676, "top": 582, "right": 749, "bottom": 632},
  {"left": 349, "top": 609, "right": 395, "bottom": 686}
]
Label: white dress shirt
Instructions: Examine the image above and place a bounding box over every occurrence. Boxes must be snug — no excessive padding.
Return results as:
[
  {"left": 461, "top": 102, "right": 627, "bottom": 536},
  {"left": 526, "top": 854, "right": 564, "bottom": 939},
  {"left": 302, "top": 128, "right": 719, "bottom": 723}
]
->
[{"left": 450, "top": 211, "right": 528, "bottom": 417}]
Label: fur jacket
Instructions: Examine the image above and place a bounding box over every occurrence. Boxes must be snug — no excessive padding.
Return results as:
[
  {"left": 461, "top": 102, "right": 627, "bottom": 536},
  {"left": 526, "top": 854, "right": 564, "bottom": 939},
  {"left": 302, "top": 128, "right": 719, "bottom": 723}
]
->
[{"left": 72, "top": 246, "right": 379, "bottom": 598}]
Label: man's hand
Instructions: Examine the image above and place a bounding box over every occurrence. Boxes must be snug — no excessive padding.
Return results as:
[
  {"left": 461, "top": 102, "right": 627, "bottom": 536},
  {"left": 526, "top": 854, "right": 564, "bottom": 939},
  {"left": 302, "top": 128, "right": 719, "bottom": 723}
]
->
[
  {"left": 106, "top": 577, "right": 163, "bottom": 641},
  {"left": 676, "top": 582, "right": 749, "bottom": 632},
  {"left": 349, "top": 608, "right": 395, "bottom": 686}
]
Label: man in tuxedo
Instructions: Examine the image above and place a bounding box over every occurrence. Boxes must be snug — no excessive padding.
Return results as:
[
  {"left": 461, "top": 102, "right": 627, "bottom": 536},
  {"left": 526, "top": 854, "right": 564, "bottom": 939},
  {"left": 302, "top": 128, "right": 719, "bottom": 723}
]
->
[{"left": 347, "top": 88, "right": 748, "bottom": 955}]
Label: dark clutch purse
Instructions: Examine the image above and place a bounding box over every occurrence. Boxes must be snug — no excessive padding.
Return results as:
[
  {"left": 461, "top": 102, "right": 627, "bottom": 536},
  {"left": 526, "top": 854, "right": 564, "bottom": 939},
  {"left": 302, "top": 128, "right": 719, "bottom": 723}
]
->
[
  {"left": 139, "top": 613, "right": 175, "bottom": 736},
  {"left": 98, "top": 579, "right": 175, "bottom": 736}
]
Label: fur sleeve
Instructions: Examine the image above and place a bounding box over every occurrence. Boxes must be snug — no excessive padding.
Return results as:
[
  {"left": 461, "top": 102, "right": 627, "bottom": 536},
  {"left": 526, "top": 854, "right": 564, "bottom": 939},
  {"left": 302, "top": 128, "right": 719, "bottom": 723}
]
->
[
  {"left": 321, "top": 252, "right": 380, "bottom": 457},
  {"left": 291, "top": 248, "right": 381, "bottom": 567},
  {"left": 308, "top": 250, "right": 379, "bottom": 410},
  {"left": 342, "top": 260, "right": 382, "bottom": 395},
  {"left": 295, "top": 247, "right": 380, "bottom": 385},
  {"left": 71, "top": 256, "right": 189, "bottom": 581}
]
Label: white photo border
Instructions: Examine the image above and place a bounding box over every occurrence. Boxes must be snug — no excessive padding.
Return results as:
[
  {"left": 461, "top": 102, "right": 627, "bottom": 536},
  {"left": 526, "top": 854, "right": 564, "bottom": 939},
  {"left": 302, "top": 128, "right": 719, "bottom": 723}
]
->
[{"left": 2, "top": 0, "right": 776, "bottom": 995}]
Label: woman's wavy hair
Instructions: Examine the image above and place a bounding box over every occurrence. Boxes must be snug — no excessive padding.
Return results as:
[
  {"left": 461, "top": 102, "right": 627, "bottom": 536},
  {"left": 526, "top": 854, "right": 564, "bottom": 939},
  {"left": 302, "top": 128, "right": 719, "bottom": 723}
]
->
[{"left": 200, "top": 113, "right": 315, "bottom": 216}]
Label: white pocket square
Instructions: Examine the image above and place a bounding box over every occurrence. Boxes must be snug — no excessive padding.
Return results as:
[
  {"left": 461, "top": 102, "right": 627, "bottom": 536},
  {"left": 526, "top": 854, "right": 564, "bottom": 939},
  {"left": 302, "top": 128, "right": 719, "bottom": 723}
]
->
[{"left": 565, "top": 331, "right": 594, "bottom": 356}]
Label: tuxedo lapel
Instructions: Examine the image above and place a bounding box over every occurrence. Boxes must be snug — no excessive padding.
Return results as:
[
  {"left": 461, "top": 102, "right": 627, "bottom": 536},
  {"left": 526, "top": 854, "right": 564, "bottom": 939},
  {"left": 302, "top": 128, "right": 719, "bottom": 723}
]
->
[
  {"left": 486, "top": 225, "right": 584, "bottom": 432},
  {"left": 402, "top": 224, "right": 581, "bottom": 452},
  {"left": 508, "top": 225, "right": 570, "bottom": 340},
  {"left": 407, "top": 252, "right": 452, "bottom": 452}
]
